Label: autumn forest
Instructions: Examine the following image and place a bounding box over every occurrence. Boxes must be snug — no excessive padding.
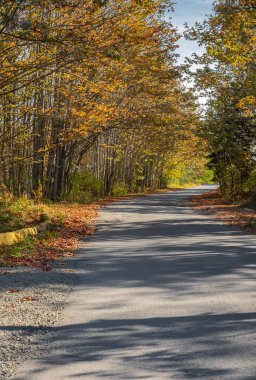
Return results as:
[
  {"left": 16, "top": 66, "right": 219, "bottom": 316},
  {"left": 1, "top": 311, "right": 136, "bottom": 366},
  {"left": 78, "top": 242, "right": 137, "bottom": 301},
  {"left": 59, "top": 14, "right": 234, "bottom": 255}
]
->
[{"left": 0, "top": 0, "right": 255, "bottom": 201}]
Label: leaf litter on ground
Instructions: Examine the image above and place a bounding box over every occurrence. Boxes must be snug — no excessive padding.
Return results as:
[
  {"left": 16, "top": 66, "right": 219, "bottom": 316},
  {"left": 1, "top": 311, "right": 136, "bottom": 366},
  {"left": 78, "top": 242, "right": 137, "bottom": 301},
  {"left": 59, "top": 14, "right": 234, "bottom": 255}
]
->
[{"left": 191, "top": 190, "right": 256, "bottom": 232}]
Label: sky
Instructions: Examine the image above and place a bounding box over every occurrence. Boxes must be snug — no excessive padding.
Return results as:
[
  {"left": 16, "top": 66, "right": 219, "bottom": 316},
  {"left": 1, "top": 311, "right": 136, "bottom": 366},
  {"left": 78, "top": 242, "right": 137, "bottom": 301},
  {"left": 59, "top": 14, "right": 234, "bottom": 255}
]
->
[
  {"left": 168, "top": 0, "right": 213, "bottom": 65},
  {"left": 166, "top": 0, "right": 214, "bottom": 106}
]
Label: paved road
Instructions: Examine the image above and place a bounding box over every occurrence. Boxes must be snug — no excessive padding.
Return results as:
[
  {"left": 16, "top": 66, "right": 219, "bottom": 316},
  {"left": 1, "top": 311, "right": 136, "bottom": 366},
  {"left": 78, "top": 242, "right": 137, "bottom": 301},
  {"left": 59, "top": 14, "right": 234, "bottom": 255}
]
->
[{"left": 14, "top": 186, "right": 256, "bottom": 379}]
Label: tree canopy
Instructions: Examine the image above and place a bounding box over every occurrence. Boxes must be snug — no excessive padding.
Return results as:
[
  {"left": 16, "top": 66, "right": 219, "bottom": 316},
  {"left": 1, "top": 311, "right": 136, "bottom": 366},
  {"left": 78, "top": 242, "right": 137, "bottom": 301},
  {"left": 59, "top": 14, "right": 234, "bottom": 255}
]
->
[
  {"left": 186, "top": 0, "right": 256, "bottom": 195},
  {"left": 0, "top": 0, "right": 207, "bottom": 200}
]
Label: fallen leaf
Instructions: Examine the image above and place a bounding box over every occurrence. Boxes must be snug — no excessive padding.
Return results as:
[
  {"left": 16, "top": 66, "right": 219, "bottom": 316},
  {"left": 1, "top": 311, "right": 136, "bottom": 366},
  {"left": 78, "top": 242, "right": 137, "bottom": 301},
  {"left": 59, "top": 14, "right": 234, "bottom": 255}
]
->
[
  {"left": 7, "top": 289, "right": 20, "bottom": 293},
  {"left": 20, "top": 296, "right": 39, "bottom": 302},
  {"left": 62, "top": 252, "right": 75, "bottom": 257}
]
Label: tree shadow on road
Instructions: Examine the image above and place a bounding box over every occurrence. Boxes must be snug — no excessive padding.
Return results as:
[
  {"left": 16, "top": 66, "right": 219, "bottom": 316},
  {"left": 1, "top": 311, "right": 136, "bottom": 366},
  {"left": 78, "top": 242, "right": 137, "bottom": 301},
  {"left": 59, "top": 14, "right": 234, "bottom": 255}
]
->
[{"left": 5, "top": 311, "right": 256, "bottom": 379}]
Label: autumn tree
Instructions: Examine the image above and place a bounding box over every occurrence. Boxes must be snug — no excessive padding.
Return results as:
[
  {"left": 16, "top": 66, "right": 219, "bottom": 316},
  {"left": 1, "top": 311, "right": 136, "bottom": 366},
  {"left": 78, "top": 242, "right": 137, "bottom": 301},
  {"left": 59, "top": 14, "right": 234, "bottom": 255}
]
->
[
  {"left": 0, "top": 0, "right": 206, "bottom": 200},
  {"left": 186, "top": 0, "right": 256, "bottom": 195}
]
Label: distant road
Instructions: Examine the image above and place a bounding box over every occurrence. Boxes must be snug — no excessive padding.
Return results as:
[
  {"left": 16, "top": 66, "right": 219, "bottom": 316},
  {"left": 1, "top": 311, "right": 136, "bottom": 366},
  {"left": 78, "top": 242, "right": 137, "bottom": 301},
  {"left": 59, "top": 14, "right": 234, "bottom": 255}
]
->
[{"left": 15, "top": 186, "right": 256, "bottom": 380}]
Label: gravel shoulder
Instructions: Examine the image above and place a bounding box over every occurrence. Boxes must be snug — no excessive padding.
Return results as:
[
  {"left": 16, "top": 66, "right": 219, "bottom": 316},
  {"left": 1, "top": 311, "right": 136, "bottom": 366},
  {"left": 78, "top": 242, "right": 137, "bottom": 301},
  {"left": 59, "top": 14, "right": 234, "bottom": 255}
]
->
[{"left": 0, "top": 262, "right": 79, "bottom": 379}]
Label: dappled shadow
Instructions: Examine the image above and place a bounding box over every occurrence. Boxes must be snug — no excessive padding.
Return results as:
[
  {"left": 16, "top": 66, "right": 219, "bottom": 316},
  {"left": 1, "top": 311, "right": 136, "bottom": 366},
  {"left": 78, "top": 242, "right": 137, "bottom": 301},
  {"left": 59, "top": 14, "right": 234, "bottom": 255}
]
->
[
  {"left": 97, "top": 187, "right": 217, "bottom": 216},
  {"left": 9, "top": 312, "right": 256, "bottom": 379},
  {"left": 78, "top": 193, "right": 256, "bottom": 292}
]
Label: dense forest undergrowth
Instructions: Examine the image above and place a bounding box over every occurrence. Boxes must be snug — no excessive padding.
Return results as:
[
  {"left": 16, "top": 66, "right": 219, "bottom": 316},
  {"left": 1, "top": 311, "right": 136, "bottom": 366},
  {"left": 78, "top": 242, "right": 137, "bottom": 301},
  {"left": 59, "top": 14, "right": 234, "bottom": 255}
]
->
[{"left": 0, "top": 0, "right": 255, "bottom": 266}]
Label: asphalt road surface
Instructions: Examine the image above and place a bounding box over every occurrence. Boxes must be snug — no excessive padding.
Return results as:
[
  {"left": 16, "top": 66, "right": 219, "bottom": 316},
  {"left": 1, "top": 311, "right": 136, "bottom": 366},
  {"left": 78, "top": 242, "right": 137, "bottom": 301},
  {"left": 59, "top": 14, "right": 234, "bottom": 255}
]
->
[{"left": 14, "top": 186, "right": 256, "bottom": 379}]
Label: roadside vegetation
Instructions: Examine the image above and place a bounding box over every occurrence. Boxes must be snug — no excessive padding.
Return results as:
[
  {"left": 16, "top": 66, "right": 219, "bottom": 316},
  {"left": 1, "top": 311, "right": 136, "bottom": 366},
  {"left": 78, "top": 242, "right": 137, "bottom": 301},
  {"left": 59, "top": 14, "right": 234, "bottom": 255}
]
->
[
  {"left": 186, "top": 0, "right": 256, "bottom": 226},
  {"left": 186, "top": 0, "right": 256, "bottom": 198},
  {"left": 0, "top": 198, "right": 99, "bottom": 269}
]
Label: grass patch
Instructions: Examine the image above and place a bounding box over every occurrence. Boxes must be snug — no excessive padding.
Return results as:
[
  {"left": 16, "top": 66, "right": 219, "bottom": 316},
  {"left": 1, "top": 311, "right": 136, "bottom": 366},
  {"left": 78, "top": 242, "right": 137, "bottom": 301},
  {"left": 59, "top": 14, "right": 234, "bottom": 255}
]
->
[{"left": 0, "top": 236, "right": 36, "bottom": 266}]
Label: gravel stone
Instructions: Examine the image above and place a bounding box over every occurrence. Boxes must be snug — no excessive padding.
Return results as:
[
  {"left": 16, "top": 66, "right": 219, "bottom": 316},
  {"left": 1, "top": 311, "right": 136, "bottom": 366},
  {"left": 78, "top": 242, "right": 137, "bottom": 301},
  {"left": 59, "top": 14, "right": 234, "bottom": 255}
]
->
[{"left": 0, "top": 260, "right": 79, "bottom": 379}]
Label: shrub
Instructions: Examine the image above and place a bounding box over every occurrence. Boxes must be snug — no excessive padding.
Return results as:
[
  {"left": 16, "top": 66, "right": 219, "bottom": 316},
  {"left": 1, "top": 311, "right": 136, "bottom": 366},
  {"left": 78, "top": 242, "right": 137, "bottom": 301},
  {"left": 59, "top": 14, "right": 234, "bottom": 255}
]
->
[
  {"left": 0, "top": 194, "right": 51, "bottom": 232},
  {"left": 112, "top": 181, "right": 129, "bottom": 196},
  {"left": 243, "top": 169, "right": 256, "bottom": 194},
  {"left": 67, "top": 171, "right": 104, "bottom": 203}
]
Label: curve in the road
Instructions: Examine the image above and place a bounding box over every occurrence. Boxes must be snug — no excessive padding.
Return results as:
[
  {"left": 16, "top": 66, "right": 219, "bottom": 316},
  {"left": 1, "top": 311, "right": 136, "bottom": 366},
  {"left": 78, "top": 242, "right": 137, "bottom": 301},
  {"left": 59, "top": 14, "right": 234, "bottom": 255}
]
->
[{"left": 13, "top": 186, "right": 256, "bottom": 380}]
